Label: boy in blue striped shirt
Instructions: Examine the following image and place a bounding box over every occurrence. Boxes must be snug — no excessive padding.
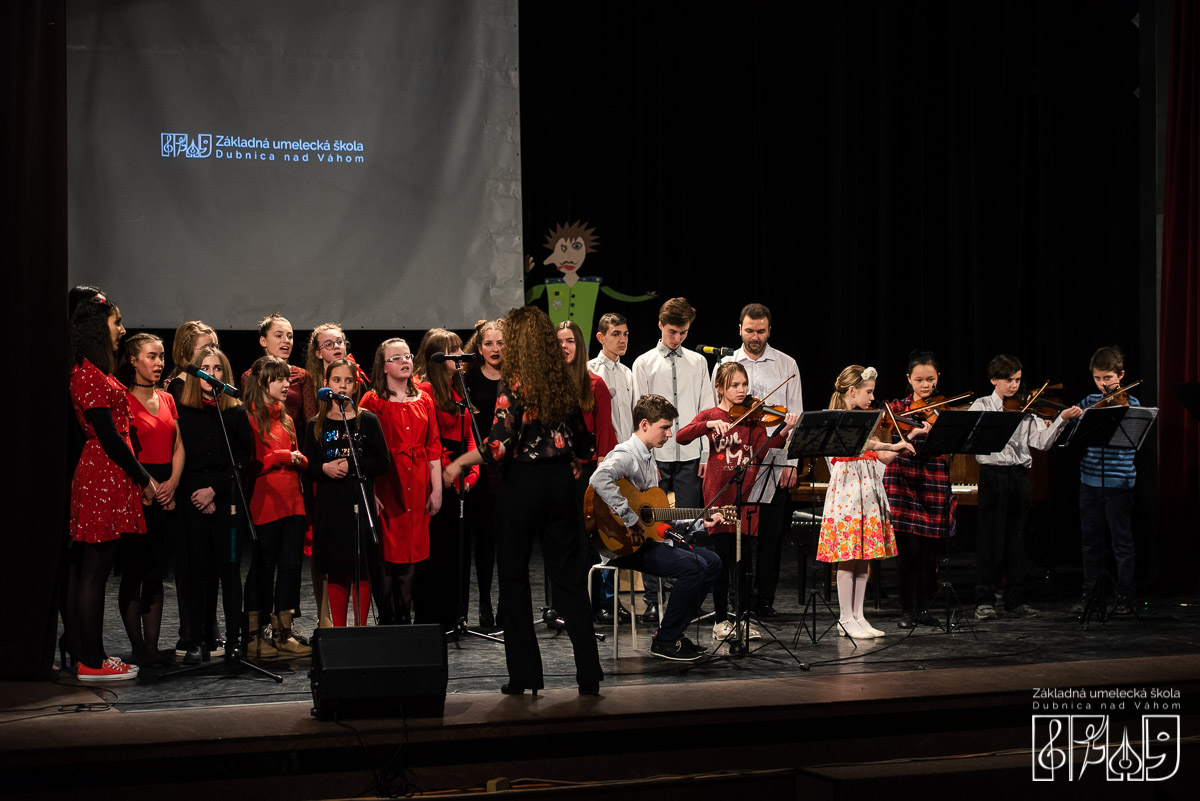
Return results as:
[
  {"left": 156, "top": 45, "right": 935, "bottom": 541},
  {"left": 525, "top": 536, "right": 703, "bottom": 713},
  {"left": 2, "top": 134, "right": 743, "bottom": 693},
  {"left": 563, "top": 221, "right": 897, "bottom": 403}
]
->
[{"left": 1075, "top": 346, "right": 1139, "bottom": 614}]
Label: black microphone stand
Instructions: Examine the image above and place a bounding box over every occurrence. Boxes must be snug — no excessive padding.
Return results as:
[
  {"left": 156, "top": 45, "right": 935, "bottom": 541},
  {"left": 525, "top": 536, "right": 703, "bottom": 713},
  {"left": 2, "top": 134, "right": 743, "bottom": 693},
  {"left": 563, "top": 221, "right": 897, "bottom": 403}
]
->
[
  {"left": 330, "top": 394, "right": 380, "bottom": 628},
  {"left": 163, "top": 382, "right": 282, "bottom": 683},
  {"left": 447, "top": 366, "right": 505, "bottom": 646}
]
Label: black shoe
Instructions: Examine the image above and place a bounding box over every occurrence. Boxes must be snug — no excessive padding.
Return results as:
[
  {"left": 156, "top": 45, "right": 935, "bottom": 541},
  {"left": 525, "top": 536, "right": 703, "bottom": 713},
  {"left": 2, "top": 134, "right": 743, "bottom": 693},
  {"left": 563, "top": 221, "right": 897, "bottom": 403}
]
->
[
  {"left": 593, "top": 607, "right": 616, "bottom": 624},
  {"left": 501, "top": 682, "right": 539, "bottom": 696},
  {"left": 678, "top": 634, "right": 708, "bottom": 656},
  {"left": 578, "top": 681, "right": 601, "bottom": 696},
  {"left": 915, "top": 611, "right": 941, "bottom": 628},
  {"left": 650, "top": 638, "right": 703, "bottom": 662},
  {"left": 1069, "top": 597, "right": 1087, "bottom": 614},
  {"left": 205, "top": 637, "right": 226, "bottom": 658},
  {"left": 479, "top": 608, "right": 495, "bottom": 628},
  {"left": 182, "top": 643, "right": 208, "bottom": 665},
  {"left": 754, "top": 604, "right": 780, "bottom": 618},
  {"left": 1112, "top": 596, "right": 1134, "bottom": 615},
  {"left": 640, "top": 602, "right": 660, "bottom": 624},
  {"left": 897, "top": 612, "right": 915, "bottom": 629},
  {"left": 175, "top": 639, "right": 194, "bottom": 657},
  {"left": 617, "top": 602, "right": 632, "bottom": 623}
]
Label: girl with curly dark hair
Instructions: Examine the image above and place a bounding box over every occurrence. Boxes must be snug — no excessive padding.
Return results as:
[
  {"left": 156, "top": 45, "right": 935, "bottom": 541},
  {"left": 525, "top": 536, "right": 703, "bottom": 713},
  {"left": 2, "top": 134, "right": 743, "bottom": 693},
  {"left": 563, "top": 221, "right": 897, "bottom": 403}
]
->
[{"left": 445, "top": 306, "right": 602, "bottom": 697}]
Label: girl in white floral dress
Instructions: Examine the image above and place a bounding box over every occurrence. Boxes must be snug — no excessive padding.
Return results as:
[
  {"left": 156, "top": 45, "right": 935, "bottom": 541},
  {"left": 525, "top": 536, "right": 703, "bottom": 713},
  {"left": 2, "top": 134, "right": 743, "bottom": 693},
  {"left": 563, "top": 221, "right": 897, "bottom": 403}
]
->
[{"left": 817, "top": 366, "right": 920, "bottom": 639}]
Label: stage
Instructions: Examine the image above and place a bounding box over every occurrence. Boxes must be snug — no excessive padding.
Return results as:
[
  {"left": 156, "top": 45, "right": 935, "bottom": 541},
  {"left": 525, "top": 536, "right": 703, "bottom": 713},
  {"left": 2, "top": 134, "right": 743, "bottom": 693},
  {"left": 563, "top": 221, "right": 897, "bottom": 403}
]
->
[{"left": 3, "top": 549, "right": 1198, "bottom": 799}]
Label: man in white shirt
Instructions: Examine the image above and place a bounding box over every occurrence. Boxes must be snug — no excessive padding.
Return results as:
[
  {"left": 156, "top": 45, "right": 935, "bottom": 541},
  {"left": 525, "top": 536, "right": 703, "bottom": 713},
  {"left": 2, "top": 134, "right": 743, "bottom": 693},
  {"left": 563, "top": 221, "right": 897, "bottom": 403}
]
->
[
  {"left": 587, "top": 312, "right": 635, "bottom": 441},
  {"left": 631, "top": 297, "right": 714, "bottom": 620},
  {"left": 711, "top": 303, "right": 803, "bottom": 617}
]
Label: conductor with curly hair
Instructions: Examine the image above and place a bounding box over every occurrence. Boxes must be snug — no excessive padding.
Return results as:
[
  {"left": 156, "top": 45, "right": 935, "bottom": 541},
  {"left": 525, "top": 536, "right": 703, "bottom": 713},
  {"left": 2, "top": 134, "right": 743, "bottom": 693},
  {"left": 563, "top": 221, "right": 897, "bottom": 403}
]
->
[{"left": 445, "top": 306, "right": 603, "bottom": 697}]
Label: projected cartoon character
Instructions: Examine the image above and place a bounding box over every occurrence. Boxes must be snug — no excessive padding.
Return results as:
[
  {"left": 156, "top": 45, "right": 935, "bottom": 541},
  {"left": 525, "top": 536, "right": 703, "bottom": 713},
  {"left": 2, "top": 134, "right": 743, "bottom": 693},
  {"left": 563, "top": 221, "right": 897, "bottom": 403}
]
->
[{"left": 524, "top": 220, "right": 655, "bottom": 341}]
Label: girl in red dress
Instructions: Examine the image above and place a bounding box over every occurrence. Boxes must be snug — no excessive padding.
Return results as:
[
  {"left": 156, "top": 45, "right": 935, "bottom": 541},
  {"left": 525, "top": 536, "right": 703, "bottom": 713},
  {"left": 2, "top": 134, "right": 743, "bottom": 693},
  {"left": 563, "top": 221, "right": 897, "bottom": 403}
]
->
[
  {"left": 119, "top": 333, "right": 184, "bottom": 665},
  {"left": 244, "top": 356, "right": 310, "bottom": 657},
  {"left": 676, "top": 362, "right": 797, "bottom": 643},
  {"left": 67, "top": 296, "right": 158, "bottom": 681},
  {"left": 415, "top": 328, "right": 480, "bottom": 632},
  {"left": 360, "top": 339, "right": 443, "bottom": 624}
]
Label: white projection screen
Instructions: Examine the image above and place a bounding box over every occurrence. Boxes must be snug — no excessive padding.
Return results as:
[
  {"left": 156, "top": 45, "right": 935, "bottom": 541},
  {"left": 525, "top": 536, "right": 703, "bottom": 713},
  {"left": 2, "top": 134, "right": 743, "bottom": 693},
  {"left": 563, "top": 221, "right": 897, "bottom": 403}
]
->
[{"left": 67, "top": 0, "right": 523, "bottom": 330}]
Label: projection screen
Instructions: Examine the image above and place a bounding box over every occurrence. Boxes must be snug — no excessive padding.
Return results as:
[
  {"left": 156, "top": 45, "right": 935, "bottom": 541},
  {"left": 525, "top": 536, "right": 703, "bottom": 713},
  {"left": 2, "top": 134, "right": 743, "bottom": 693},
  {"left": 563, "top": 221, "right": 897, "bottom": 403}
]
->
[{"left": 67, "top": 0, "right": 523, "bottom": 329}]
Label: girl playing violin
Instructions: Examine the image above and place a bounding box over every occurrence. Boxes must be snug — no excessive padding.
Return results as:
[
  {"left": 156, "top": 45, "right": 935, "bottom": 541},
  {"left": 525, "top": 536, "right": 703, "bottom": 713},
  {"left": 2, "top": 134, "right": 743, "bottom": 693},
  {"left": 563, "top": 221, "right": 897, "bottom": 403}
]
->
[
  {"left": 882, "top": 350, "right": 954, "bottom": 629},
  {"left": 818, "top": 366, "right": 917, "bottom": 639},
  {"left": 676, "top": 362, "right": 798, "bottom": 643}
]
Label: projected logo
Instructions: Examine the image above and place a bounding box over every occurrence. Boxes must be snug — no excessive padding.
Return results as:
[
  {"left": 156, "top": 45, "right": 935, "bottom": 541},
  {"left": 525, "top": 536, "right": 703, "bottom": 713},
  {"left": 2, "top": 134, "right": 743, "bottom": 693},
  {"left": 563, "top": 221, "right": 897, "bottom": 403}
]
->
[
  {"left": 1032, "top": 715, "right": 1180, "bottom": 781},
  {"left": 161, "top": 133, "right": 212, "bottom": 158}
]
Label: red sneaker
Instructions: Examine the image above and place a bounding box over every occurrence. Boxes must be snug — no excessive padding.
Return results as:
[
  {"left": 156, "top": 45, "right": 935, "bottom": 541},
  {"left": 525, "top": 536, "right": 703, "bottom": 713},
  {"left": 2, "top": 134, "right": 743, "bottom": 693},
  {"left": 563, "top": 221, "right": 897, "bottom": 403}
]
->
[{"left": 77, "top": 657, "right": 139, "bottom": 682}]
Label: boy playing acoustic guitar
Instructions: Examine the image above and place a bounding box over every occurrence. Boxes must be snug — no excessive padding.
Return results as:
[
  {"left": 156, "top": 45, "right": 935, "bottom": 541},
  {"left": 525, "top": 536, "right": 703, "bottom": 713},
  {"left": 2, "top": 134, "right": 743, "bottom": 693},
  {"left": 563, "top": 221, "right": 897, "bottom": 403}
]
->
[{"left": 589, "top": 394, "right": 723, "bottom": 661}]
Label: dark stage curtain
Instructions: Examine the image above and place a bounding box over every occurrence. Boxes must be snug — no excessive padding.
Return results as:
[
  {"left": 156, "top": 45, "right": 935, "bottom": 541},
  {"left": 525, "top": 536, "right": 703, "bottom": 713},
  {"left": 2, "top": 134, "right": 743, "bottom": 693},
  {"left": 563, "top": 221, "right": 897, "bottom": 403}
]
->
[
  {"left": 1160, "top": 0, "right": 1200, "bottom": 589},
  {"left": 5, "top": 0, "right": 68, "bottom": 679},
  {"left": 520, "top": 1, "right": 1148, "bottom": 568}
]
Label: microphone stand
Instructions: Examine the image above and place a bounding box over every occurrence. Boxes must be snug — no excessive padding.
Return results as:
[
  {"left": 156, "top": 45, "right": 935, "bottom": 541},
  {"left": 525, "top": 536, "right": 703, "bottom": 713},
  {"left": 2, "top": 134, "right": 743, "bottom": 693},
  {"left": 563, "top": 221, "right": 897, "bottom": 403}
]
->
[
  {"left": 332, "top": 395, "right": 379, "bottom": 628},
  {"left": 164, "top": 386, "right": 282, "bottom": 683},
  {"left": 684, "top": 422, "right": 807, "bottom": 672},
  {"left": 450, "top": 368, "right": 505, "bottom": 645}
]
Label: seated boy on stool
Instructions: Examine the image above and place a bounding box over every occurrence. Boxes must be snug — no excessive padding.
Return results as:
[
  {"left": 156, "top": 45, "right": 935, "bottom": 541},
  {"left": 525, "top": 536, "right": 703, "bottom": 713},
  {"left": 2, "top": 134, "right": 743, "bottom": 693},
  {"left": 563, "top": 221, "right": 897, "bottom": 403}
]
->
[{"left": 589, "top": 394, "right": 722, "bottom": 662}]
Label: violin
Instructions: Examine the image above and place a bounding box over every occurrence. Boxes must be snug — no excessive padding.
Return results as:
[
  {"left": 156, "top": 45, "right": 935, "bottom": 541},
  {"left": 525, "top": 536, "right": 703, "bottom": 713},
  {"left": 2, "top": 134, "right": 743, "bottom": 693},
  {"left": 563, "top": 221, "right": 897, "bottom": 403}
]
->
[
  {"left": 728, "top": 397, "right": 788, "bottom": 428},
  {"left": 873, "top": 403, "right": 925, "bottom": 442},
  {"left": 1083, "top": 380, "right": 1142, "bottom": 410},
  {"left": 1002, "top": 381, "right": 1070, "bottom": 422},
  {"left": 727, "top": 374, "right": 796, "bottom": 429},
  {"left": 899, "top": 390, "right": 974, "bottom": 429}
]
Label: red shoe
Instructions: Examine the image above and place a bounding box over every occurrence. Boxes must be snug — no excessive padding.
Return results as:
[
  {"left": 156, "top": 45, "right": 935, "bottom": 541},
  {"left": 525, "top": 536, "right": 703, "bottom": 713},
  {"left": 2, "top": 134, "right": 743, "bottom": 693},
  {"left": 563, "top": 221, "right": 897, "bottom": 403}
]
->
[{"left": 77, "top": 657, "right": 139, "bottom": 682}]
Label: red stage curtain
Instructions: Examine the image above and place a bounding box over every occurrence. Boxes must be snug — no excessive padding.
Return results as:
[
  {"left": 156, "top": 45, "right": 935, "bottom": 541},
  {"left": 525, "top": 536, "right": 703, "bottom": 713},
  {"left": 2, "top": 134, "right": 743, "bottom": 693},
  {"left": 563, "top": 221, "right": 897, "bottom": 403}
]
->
[{"left": 1161, "top": 0, "right": 1200, "bottom": 587}]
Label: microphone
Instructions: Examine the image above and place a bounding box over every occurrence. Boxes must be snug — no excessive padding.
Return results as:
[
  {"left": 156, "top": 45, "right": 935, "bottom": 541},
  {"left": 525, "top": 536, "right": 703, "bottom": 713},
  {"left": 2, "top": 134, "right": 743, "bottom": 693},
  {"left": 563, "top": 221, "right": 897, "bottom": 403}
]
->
[
  {"left": 430, "top": 351, "right": 477, "bottom": 364},
  {"left": 317, "top": 387, "right": 356, "bottom": 405},
  {"left": 695, "top": 345, "right": 736, "bottom": 358},
  {"left": 184, "top": 364, "right": 241, "bottom": 398}
]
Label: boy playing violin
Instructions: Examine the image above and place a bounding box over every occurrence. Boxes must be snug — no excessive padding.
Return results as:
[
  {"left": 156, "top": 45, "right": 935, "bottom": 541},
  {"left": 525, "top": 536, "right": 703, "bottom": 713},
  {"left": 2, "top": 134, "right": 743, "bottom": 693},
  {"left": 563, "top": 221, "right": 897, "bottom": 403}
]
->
[
  {"left": 968, "top": 355, "right": 1081, "bottom": 620},
  {"left": 1073, "top": 346, "right": 1140, "bottom": 615}
]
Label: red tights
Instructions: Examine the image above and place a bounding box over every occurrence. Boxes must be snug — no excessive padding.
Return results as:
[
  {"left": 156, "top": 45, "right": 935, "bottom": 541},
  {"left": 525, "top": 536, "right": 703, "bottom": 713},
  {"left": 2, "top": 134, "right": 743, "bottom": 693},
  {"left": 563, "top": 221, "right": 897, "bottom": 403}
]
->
[{"left": 326, "top": 575, "right": 371, "bottom": 626}]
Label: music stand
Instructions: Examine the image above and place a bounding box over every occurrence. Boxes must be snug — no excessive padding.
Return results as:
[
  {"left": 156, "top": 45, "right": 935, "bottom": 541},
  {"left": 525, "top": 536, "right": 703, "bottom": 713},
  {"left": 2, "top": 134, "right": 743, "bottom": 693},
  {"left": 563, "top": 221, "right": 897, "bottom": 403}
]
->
[
  {"left": 785, "top": 410, "right": 880, "bottom": 647},
  {"left": 1060, "top": 405, "right": 1157, "bottom": 627},
  {"left": 918, "top": 410, "right": 1022, "bottom": 638}
]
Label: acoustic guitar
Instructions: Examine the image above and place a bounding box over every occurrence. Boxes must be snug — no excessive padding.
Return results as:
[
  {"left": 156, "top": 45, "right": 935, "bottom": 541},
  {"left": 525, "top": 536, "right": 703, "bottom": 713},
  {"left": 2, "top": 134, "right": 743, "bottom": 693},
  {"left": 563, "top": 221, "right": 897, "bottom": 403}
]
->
[{"left": 583, "top": 479, "right": 734, "bottom": 558}]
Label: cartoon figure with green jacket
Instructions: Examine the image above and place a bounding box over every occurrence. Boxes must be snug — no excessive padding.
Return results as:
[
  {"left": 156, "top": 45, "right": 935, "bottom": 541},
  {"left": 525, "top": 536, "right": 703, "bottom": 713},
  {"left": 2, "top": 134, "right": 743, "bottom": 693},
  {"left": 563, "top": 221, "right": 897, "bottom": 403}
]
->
[{"left": 525, "top": 220, "right": 655, "bottom": 342}]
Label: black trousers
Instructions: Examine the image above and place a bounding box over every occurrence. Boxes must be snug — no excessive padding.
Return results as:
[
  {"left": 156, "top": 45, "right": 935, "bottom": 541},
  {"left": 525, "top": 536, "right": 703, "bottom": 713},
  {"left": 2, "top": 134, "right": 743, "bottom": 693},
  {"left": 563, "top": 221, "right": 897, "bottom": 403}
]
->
[
  {"left": 494, "top": 461, "right": 602, "bottom": 688},
  {"left": 974, "top": 464, "right": 1030, "bottom": 608},
  {"left": 419, "top": 486, "right": 464, "bottom": 632},
  {"left": 896, "top": 530, "right": 939, "bottom": 614},
  {"left": 179, "top": 501, "right": 243, "bottom": 645}
]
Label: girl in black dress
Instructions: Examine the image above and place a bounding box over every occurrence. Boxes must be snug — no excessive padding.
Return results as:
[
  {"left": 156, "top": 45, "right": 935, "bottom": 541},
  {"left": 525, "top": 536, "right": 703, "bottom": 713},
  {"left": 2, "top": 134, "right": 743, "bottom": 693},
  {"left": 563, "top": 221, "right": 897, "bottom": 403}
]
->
[{"left": 304, "top": 360, "right": 390, "bottom": 626}]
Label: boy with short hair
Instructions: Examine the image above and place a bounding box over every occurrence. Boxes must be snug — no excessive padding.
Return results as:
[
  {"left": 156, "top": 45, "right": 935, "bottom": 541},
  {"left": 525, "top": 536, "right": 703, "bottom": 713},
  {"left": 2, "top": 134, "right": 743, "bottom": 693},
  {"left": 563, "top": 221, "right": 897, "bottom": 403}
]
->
[
  {"left": 630, "top": 298, "right": 714, "bottom": 622},
  {"left": 969, "top": 354, "right": 1081, "bottom": 620},
  {"left": 588, "top": 312, "right": 635, "bottom": 440},
  {"left": 589, "top": 394, "right": 722, "bottom": 661},
  {"left": 1075, "top": 346, "right": 1140, "bottom": 614}
]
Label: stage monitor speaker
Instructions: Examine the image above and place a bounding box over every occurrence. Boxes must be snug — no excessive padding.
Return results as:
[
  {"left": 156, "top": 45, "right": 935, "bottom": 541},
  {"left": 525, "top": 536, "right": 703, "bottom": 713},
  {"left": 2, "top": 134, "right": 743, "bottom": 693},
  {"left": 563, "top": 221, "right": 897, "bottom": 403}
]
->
[{"left": 309, "top": 624, "right": 447, "bottom": 721}]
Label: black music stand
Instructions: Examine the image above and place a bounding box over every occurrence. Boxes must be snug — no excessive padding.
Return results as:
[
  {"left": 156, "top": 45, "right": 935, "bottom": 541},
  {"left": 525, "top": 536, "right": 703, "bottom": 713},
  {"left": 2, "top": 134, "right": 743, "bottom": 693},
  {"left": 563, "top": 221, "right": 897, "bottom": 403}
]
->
[
  {"left": 785, "top": 410, "right": 881, "bottom": 647},
  {"left": 1060, "top": 405, "right": 1157, "bottom": 627},
  {"left": 918, "top": 410, "right": 1022, "bottom": 638}
]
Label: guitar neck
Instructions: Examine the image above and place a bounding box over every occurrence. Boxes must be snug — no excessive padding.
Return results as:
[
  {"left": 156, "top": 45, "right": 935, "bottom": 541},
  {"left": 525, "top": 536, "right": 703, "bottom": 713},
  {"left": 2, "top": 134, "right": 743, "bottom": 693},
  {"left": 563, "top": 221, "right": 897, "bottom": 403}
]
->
[{"left": 647, "top": 507, "right": 718, "bottom": 522}]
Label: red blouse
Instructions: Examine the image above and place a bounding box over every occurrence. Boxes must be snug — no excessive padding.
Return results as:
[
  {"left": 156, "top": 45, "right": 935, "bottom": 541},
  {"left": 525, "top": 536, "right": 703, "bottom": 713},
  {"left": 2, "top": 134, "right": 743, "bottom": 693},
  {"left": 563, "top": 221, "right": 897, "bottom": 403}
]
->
[
  {"left": 128, "top": 389, "right": 178, "bottom": 465},
  {"left": 247, "top": 402, "right": 308, "bottom": 525}
]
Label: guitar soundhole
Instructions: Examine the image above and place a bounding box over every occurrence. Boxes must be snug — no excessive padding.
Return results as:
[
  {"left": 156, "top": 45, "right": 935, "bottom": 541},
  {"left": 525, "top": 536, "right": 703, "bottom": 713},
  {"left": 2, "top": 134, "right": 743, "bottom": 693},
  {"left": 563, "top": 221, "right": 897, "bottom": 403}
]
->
[{"left": 639, "top": 507, "right": 653, "bottom": 525}]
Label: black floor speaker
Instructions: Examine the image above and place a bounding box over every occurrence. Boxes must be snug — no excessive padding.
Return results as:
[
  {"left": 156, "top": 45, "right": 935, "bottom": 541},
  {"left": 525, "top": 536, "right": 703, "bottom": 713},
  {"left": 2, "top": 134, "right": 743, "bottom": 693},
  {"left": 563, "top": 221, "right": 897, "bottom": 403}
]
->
[{"left": 309, "top": 624, "right": 448, "bottom": 720}]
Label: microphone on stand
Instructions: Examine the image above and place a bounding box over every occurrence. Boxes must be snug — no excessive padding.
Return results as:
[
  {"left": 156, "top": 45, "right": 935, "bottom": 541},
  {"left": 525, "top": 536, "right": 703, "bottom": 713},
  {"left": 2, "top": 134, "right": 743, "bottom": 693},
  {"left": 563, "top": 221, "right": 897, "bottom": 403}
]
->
[
  {"left": 429, "top": 351, "right": 478, "bottom": 364},
  {"left": 317, "top": 387, "right": 356, "bottom": 405},
  {"left": 184, "top": 364, "right": 241, "bottom": 398},
  {"left": 694, "top": 345, "right": 736, "bottom": 358}
]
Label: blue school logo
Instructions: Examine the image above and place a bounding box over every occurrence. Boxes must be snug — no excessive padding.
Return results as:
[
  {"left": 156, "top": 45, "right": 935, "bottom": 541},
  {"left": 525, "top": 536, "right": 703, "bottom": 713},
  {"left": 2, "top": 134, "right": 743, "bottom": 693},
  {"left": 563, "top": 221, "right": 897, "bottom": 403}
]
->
[{"left": 161, "top": 133, "right": 212, "bottom": 158}]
